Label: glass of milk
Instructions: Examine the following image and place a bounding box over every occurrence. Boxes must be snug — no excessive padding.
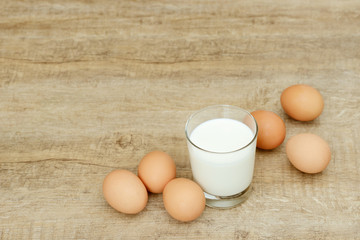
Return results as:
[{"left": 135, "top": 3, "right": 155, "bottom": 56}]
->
[{"left": 185, "top": 105, "right": 258, "bottom": 208}]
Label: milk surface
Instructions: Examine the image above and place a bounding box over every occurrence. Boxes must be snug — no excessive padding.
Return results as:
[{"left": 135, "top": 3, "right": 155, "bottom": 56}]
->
[
  {"left": 190, "top": 118, "right": 253, "bottom": 152},
  {"left": 188, "top": 118, "right": 256, "bottom": 196}
]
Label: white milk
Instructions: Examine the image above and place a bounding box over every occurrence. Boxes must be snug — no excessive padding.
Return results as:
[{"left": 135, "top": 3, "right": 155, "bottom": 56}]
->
[{"left": 188, "top": 118, "right": 256, "bottom": 197}]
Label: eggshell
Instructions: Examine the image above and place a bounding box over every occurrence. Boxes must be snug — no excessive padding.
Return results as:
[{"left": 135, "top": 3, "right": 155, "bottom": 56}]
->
[
  {"left": 281, "top": 84, "right": 324, "bottom": 121},
  {"left": 251, "top": 110, "right": 286, "bottom": 150},
  {"left": 103, "top": 169, "right": 148, "bottom": 214},
  {"left": 163, "top": 178, "right": 205, "bottom": 222},
  {"left": 138, "top": 151, "right": 176, "bottom": 193},
  {"left": 286, "top": 133, "right": 331, "bottom": 174}
]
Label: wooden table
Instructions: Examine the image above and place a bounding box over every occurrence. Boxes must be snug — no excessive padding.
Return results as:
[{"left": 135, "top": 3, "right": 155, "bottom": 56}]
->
[{"left": 1, "top": 0, "right": 359, "bottom": 239}]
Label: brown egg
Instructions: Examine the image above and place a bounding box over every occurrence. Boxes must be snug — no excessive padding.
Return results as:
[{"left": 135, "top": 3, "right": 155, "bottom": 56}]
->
[
  {"left": 281, "top": 84, "right": 324, "bottom": 121},
  {"left": 286, "top": 133, "right": 331, "bottom": 174},
  {"left": 103, "top": 169, "right": 148, "bottom": 214},
  {"left": 251, "top": 110, "right": 286, "bottom": 150},
  {"left": 138, "top": 151, "right": 176, "bottom": 193},
  {"left": 163, "top": 178, "right": 205, "bottom": 222}
]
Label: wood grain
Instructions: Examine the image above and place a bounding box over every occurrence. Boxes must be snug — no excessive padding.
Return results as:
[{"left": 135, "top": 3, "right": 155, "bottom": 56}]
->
[{"left": 0, "top": 0, "right": 359, "bottom": 239}]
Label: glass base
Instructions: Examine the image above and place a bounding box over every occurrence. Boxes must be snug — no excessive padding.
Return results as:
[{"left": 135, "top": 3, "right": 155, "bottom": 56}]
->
[{"left": 204, "top": 185, "right": 252, "bottom": 209}]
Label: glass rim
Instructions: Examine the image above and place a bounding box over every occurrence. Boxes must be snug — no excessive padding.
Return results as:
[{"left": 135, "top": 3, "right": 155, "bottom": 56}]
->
[{"left": 185, "top": 105, "right": 258, "bottom": 154}]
